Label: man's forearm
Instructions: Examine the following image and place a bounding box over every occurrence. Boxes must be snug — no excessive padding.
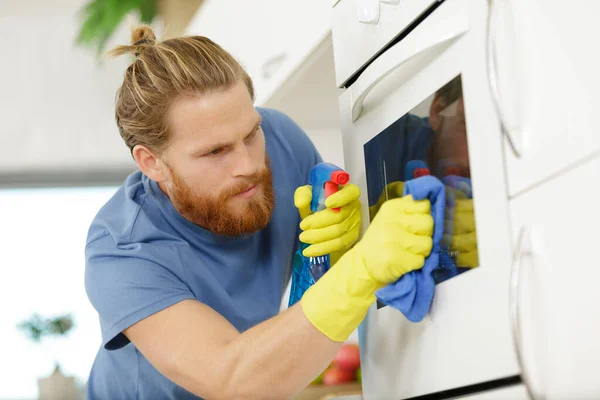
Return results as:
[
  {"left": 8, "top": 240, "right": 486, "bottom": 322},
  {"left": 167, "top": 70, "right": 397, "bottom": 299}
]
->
[
  {"left": 125, "top": 249, "right": 374, "bottom": 399},
  {"left": 214, "top": 246, "right": 378, "bottom": 398},
  {"left": 218, "top": 303, "right": 342, "bottom": 399}
]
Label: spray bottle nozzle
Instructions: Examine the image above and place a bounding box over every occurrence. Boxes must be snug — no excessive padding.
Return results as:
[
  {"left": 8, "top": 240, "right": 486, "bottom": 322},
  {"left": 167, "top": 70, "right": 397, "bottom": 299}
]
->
[
  {"left": 309, "top": 162, "right": 349, "bottom": 213},
  {"left": 331, "top": 170, "right": 350, "bottom": 185}
]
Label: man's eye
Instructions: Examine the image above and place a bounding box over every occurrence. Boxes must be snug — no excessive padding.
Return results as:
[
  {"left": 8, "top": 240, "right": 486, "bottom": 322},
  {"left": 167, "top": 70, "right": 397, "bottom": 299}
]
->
[
  {"left": 247, "top": 128, "right": 260, "bottom": 141},
  {"left": 207, "top": 148, "right": 222, "bottom": 156}
]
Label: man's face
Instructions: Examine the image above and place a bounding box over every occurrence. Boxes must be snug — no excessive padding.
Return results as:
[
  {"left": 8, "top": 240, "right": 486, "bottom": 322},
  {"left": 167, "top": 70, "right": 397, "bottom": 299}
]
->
[{"left": 159, "top": 81, "right": 275, "bottom": 236}]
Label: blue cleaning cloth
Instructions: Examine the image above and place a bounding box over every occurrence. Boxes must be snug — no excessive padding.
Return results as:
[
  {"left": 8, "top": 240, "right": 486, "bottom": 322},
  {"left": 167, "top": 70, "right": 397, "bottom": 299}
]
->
[{"left": 375, "top": 175, "right": 446, "bottom": 322}]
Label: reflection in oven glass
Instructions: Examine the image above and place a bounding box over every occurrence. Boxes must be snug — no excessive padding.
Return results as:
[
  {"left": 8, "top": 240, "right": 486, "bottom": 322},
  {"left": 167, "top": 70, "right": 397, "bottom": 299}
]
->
[{"left": 364, "top": 75, "right": 478, "bottom": 289}]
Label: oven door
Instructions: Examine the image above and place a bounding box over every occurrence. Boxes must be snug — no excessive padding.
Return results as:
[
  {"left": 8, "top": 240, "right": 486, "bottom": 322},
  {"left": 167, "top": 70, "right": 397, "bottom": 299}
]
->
[{"left": 338, "top": 0, "right": 520, "bottom": 397}]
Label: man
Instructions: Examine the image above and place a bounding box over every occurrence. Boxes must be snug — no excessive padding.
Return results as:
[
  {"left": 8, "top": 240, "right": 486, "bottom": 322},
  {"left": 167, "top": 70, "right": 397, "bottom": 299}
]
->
[{"left": 85, "top": 26, "right": 434, "bottom": 399}]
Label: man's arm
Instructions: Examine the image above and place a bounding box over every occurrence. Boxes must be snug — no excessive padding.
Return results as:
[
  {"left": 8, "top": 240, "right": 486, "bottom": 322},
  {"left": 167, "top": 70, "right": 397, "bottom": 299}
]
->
[
  {"left": 124, "top": 193, "right": 435, "bottom": 399},
  {"left": 124, "top": 299, "right": 339, "bottom": 400}
]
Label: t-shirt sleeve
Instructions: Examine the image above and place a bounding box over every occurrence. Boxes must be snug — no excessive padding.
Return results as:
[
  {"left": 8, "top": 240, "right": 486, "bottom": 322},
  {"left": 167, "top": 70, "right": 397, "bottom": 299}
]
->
[{"left": 85, "top": 236, "right": 195, "bottom": 350}]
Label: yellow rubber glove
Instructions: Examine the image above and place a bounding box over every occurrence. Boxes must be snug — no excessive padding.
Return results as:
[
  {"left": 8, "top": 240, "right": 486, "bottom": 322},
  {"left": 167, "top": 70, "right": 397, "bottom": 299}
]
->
[
  {"left": 294, "top": 184, "right": 361, "bottom": 263},
  {"left": 368, "top": 181, "right": 405, "bottom": 220},
  {"left": 301, "top": 195, "right": 434, "bottom": 342},
  {"left": 443, "top": 187, "right": 479, "bottom": 268},
  {"left": 294, "top": 185, "right": 314, "bottom": 221}
]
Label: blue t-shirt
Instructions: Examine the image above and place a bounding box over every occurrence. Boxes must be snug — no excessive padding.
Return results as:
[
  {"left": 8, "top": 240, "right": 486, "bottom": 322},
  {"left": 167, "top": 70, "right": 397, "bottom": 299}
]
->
[{"left": 84, "top": 108, "right": 322, "bottom": 399}]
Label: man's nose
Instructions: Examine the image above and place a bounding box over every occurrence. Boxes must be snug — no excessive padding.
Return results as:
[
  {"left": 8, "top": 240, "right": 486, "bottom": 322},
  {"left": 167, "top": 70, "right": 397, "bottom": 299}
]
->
[{"left": 231, "top": 143, "right": 259, "bottom": 177}]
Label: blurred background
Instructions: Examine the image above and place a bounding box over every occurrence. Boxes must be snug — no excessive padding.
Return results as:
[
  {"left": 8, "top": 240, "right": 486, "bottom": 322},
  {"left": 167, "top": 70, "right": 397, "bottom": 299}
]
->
[{"left": 1, "top": 0, "right": 348, "bottom": 398}]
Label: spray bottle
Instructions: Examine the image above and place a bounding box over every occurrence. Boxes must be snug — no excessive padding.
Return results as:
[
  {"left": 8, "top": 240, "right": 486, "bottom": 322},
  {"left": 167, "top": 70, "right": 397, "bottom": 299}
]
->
[{"left": 288, "top": 162, "right": 350, "bottom": 306}]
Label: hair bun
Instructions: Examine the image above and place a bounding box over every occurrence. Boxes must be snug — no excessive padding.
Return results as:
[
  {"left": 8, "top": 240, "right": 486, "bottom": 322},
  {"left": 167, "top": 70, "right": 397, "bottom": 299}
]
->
[
  {"left": 131, "top": 25, "right": 156, "bottom": 46},
  {"left": 108, "top": 24, "right": 156, "bottom": 58}
]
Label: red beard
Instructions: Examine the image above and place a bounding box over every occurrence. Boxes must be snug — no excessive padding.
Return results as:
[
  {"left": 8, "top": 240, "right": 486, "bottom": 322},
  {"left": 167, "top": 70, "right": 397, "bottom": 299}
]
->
[{"left": 166, "top": 159, "right": 275, "bottom": 236}]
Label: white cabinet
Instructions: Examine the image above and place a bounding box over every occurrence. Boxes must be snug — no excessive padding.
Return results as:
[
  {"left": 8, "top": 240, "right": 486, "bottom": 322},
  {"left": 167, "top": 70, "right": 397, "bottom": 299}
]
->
[
  {"left": 185, "top": 0, "right": 332, "bottom": 106},
  {"left": 489, "top": 0, "right": 600, "bottom": 196},
  {"left": 332, "top": 0, "right": 439, "bottom": 87},
  {"left": 337, "top": 0, "right": 519, "bottom": 397},
  {"left": 509, "top": 155, "right": 600, "bottom": 399}
]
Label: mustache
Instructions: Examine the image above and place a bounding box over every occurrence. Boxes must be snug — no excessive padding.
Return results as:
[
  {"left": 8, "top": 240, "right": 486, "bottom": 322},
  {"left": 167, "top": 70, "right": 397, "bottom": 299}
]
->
[{"left": 220, "top": 167, "right": 271, "bottom": 198}]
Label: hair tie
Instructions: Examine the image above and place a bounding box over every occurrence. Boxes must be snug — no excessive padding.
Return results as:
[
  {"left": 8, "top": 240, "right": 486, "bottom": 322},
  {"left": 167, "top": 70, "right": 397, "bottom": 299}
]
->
[{"left": 134, "top": 39, "right": 150, "bottom": 46}]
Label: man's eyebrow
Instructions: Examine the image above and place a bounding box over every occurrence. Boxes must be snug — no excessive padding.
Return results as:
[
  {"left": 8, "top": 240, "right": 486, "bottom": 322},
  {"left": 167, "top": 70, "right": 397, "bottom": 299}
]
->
[
  {"left": 190, "top": 116, "right": 263, "bottom": 156},
  {"left": 250, "top": 115, "right": 263, "bottom": 134}
]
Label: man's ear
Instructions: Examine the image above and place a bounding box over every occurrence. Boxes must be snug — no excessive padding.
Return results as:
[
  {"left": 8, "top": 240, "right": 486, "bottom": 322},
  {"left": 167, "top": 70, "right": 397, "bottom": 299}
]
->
[
  {"left": 132, "top": 145, "right": 168, "bottom": 182},
  {"left": 429, "top": 93, "right": 445, "bottom": 133}
]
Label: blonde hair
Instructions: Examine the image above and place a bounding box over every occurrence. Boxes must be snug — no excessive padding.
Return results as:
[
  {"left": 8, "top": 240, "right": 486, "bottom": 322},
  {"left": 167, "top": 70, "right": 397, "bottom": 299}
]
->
[{"left": 110, "top": 25, "right": 254, "bottom": 154}]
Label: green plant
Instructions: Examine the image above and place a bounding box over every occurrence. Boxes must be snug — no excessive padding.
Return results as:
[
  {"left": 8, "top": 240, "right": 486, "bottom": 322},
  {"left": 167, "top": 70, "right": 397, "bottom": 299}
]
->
[
  {"left": 17, "top": 313, "right": 74, "bottom": 343},
  {"left": 76, "top": 0, "right": 158, "bottom": 55}
]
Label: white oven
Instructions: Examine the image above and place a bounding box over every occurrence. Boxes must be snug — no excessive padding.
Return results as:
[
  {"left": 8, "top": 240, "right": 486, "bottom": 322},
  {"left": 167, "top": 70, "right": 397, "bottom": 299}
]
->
[
  {"left": 334, "top": 0, "right": 519, "bottom": 397},
  {"left": 332, "top": 0, "right": 600, "bottom": 398}
]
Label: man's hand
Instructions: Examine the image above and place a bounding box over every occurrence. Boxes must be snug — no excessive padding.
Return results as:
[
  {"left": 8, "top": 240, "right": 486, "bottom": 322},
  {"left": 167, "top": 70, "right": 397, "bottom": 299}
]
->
[
  {"left": 356, "top": 195, "right": 434, "bottom": 284},
  {"left": 301, "top": 194, "right": 433, "bottom": 341},
  {"left": 294, "top": 184, "right": 361, "bottom": 261}
]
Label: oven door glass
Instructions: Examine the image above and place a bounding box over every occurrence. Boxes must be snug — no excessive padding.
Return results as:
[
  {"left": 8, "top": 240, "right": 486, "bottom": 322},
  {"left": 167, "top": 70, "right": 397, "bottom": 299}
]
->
[{"left": 365, "top": 74, "right": 478, "bottom": 304}]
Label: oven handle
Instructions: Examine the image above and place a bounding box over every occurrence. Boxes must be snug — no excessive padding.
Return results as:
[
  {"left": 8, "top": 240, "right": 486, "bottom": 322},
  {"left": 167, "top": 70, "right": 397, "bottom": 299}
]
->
[
  {"left": 349, "top": 11, "right": 468, "bottom": 122},
  {"left": 486, "top": 0, "right": 522, "bottom": 157},
  {"left": 510, "top": 227, "right": 544, "bottom": 400}
]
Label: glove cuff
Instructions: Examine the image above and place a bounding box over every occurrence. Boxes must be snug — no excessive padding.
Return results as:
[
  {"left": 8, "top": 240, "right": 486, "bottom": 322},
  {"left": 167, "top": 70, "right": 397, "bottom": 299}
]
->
[{"left": 300, "top": 249, "right": 381, "bottom": 342}]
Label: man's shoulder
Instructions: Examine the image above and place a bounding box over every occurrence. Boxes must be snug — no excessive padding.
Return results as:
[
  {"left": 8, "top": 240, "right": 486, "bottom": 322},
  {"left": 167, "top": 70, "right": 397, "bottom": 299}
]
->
[
  {"left": 86, "top": 171, "right": 168, "bottom": 249},
  {"left": 257, "top": 107, "right": 297, "bottom": 138},
  {"left": 256, "top": 106, "right": 288, "bottom": 124}
]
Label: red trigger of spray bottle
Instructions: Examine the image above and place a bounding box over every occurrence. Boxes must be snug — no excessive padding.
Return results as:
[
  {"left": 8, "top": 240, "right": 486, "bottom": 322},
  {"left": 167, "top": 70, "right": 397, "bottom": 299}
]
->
[{"left": 324, "top": 170, "right": 350, "bottom": 212}]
